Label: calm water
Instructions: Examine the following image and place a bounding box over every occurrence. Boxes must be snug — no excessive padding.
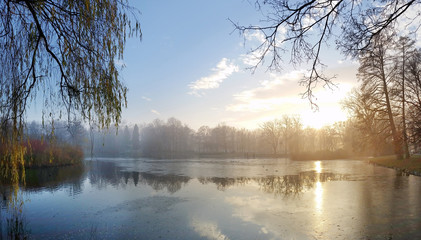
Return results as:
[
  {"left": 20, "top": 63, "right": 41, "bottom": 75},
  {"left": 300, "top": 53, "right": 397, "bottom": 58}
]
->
[{"left": 1, "top": 158, "right": 421, "bottom": 239}]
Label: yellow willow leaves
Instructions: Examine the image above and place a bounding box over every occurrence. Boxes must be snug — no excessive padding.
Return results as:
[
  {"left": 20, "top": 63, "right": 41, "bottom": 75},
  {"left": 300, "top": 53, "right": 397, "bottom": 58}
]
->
[{"left": 0, "top": 1, "right": 141, "bottom": 202}]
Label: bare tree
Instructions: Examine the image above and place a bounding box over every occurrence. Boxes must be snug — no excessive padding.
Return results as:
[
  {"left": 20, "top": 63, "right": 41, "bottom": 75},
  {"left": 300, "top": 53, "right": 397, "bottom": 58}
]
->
[
  {"left": 260, "top": 119, "right": 282, "bottom": 154},
  {"left": 358, "top": 33, "right": 403, "bottom": 159},
  {"left": 343, "top": 87, "right": 396, "bottom": 156},
  {"left": 394, "top": 36, "right": 416, "bottom": 158},
  {"left": 406, "top": 48, "right": 421, "bottom": 151},
  {"left": 233, "top": 0, "right": 420, "bottom": 106},
  {"left": 196, "top": 126, "right": 211, "bottom": 153}
]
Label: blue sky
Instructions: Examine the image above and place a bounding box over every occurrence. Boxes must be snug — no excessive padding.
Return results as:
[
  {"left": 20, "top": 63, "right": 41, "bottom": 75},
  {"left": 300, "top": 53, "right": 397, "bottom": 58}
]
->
[
  {"left": 25, "top": 0, "right": 358, "bottom": 130},
  {"left": 115, "top": 0, "right": 359, "bottom": 130}
]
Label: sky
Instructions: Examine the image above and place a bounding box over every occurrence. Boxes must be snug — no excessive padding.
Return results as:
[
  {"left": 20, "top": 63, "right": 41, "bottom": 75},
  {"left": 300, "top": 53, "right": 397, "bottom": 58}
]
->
[{"left": 28, "top": 0, "right": 360, "bottom": 130}]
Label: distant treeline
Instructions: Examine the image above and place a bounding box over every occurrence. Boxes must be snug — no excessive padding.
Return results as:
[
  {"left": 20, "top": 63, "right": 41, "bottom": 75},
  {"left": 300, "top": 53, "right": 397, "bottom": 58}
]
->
[
  {"left": 22, "top": 115, "right": 400, "bottom": 160},
  {"left": 88, "top": 117, "right": 353, "bottom": 159}
]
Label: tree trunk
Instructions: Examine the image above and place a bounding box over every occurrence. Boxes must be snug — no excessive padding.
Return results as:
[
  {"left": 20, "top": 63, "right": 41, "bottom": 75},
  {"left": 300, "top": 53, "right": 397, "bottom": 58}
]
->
[
  {"left": 380, "top": 53, "right": 403, "bottom": 160},
  {"left": 401, "top": 44, "right": 410, "bottom": 159}
]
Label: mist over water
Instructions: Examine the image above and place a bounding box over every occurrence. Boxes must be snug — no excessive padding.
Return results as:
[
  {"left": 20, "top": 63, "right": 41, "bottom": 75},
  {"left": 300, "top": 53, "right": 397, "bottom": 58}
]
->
[{"left": 1, "top": 158, "right": 420, "bottom": 239}]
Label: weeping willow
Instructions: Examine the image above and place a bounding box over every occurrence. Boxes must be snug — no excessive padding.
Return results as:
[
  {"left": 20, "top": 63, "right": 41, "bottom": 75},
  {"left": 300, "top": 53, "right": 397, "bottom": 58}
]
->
[{"left": 0, "top": 0, "right": 141, "bottom": 199}]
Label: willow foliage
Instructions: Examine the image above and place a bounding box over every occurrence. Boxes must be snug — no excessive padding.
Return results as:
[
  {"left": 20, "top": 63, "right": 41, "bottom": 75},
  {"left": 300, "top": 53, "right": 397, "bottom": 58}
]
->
[{"left": 0, "top": 0, "right": 141, "bottom": 184}]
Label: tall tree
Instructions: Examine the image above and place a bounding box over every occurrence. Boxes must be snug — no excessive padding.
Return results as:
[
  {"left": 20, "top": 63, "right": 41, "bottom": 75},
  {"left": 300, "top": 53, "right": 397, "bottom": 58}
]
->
[
  {"left": 288, "top": 116, "right": 303, "bottom": 154},
  {"left": 0, "top": 0, "right": 141, "bottom": 180},
  {"left": 67, "top": 120, "right": 87, "bottom": 147},
  {"left": 406, "top": 48, "right": 421, "bottom": 150},
  {"left": 343, "top": 89, "right": 390, "bottom": 156},
  {"left": 122, "top": 125, "right": 131, "bottom": 149},
  {"left": 394, "top": 36, "right": 415, "bottom": 158},
  {"left": 196, "top": 126, "right": 210, "bottom": 153},
  {"left": 132, "top": 124, "right": 140, "bottom": 151},
  {"left": 280, "top": 115, "right": 292, "bottom": 154},
  {"left": 260, "top": 119, "right": 282, "bottom": 155},
  {"left": 358, "top": 34, "right": 402, "bottom": 159}
]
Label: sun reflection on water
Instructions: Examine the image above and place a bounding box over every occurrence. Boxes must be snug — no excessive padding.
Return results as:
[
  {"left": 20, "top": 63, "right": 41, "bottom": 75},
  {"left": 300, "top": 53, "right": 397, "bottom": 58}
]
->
[
  {"left": 315, "top": 181, "right": 323, "bottom": 211},
  {"left": 315, "top": 161, "right": 322, "bottom": 173},
  {"left": 314, "top": 161, "right": 323, "bottom": 212}
]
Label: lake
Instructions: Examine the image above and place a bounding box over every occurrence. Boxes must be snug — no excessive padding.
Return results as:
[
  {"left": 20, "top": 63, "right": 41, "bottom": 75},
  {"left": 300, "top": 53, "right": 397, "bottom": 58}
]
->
[{"left": 1, "top": 158, "right": 421, "bottom": 239}]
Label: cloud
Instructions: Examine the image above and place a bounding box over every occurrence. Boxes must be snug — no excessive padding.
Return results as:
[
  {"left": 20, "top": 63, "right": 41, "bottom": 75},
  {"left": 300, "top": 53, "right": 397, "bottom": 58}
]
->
[
  {"left": 151, "top": 109, "right": 160, "bottom": 115},
  {"left": 188, "top": 58, "right": 239, "bottom": 96},
  {"left": 191, "top": 218, "right": 230, "bottom": 240},
  {"left": 224, "top": 65, "right": 357, "bottom": 129},
  {"left": 142, "top": 96, "right": 152, "bottom": 101},
  {"left": 226, "top": 71, "right": 306, "bottom": 113},
  {"left": 244, "top": 31, "right": 266, "bottom": 44},
  {"left": 240, "top": 53, "right": 261, "bottom": 67},
  {"left": 224, "top": 195, "right": 310, "bottom": 239}
]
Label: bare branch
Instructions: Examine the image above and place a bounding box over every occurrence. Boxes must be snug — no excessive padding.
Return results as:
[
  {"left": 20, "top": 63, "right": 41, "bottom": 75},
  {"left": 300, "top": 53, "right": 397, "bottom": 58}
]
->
[{"left": 234, "top": 0, "right": 421, "bottom": 106}]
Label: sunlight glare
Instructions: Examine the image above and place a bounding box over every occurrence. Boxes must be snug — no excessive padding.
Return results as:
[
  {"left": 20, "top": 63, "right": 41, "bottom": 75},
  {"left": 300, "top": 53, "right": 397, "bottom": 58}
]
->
[
  {"left": 301, "top": 107, "right": 347, "bottom": 129},
  {"left": 315, "top": 161, "right": 322, "bottom": 173},
  {"left": 314, "top": 161, "right": 323, "bottom": 212},
  {"left": 315, "top": 181, "right": 323, "bottom": 212}
]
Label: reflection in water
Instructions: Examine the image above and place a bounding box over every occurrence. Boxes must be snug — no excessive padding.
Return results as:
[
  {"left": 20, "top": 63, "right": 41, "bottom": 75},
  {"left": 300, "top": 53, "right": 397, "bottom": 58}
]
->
[
  {"left": 0, "top": 160, "right": 421, "bottom": 239},
  {"left": 314, "top": 181, "right": 323, "bottom": 211},
  {"left": 1, "top": 161, "right": 347, "bottom": 206},
  {"left": 315, "top": 161, "right": 322, "bottom": 173},
  {"left": 198, "top": 171, "right": 347, "bottom": 197},
  {"left": 314, "top": 161, "right": 323, "bottom": 211},
  {"left": 198, "top": 177, "right": 239, "bottom": 191},
  {"left": 139, "top": 172, "right": 190, "bottom": 193},
  {"left": 24, "top": 164, "right": 85, "bottom": 193},
  {"left": 0, "top": 159, "right": 420, "bottom": 239},
  {"left": 191, "top": 218, "right": 230, "bottom": 240},
  {"left": 87, "top": 161, "right": 191, "bottom": 193},
  {"left": 259, "top": 171, "right": 346, "bottom": 197},
  {"left": 1, "top": 206, "right": 30, "bottom": 239},
  {"left": 1, "top": 165, "right": 84, "bottom": 239},
  {"left": 84, "top": 161, "right": 347, "bottom": 197},
  {"left": 1, "top": 165, "right": 84, "bottom": 211}
]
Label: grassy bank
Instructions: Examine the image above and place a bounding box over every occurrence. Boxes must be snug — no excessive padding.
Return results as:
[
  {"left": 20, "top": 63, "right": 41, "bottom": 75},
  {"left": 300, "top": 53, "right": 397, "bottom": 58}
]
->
[{"left": 366, "top": 155, "right": 421, "bottom": 176}]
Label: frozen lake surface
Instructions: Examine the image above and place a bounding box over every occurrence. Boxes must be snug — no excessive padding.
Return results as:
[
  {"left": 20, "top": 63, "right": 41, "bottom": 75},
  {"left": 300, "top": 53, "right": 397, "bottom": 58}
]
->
[{"left": 1, "top": 158, "right": 421, "bottom": 239}]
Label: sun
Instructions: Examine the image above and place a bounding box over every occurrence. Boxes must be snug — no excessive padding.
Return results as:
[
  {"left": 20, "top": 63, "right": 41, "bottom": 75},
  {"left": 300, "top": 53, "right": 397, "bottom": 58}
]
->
[{"left": 300, "top": 106, "right": 348, "bottom": 129}]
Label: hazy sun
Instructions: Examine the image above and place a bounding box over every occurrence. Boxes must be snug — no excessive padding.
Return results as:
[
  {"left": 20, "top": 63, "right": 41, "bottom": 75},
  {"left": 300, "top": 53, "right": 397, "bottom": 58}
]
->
[{"left": 300, "top": 106, "right": 348, "bottom": 129}]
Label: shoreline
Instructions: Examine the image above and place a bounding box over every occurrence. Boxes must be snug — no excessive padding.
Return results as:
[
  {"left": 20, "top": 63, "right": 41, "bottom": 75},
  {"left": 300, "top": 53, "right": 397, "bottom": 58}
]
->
[{"left": 365, "top": 155, "right": 421, "bottom": 177}]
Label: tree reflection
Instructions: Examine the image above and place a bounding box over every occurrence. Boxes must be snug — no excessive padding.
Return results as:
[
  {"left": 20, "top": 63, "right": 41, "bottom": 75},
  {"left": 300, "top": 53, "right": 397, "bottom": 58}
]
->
[
  {"left": 1, "top": 160, "right": 349, "bottom": 199},
  {"left": 259, "top": 171, "right": 347, "bottom": 197},
  {"left": 0, "top": 164, "right": 84, "bottom": 199},
  {"left": 198, "top": 177, "right": 240, "bottom": 191},
  {"left": 24, "top": 165, "right": 84, "bottom": 194},
  {"left": 139, "top": 172, "right": 190, "bottom": 193},
  {"left": 0, "top": 165, "right": 84, "bottom": 238},
  {"left": 87, "top": 161, "right": 191, "bottom": 193},
  {"left": 0, "top": 161, "right": 349, "bottom": 199},
  {"left": 88, "top": 161, "right": 124, "bottom": 188},
  {"left": 0, "top": 185, "right": 11, "bottom": 209},
  {"left": 1, "top": 200, "right": 30, "bottom": 240},
  {"left": 4, "top": 211, "right": 30, "bottom": 239},
  {"left": 199, "top": 171, "right": 348, "bottom": 197}
]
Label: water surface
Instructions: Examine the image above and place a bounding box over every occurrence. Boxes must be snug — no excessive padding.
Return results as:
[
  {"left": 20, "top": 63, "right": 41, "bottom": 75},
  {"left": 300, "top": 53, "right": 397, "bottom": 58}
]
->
[{"left": 1, "top": 158, "right": 420, "bottom": 239}]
